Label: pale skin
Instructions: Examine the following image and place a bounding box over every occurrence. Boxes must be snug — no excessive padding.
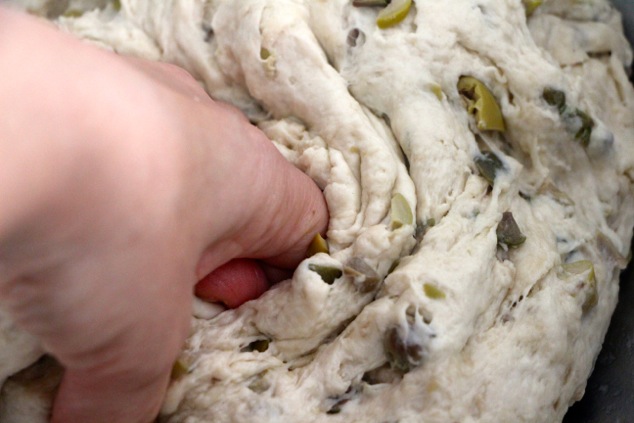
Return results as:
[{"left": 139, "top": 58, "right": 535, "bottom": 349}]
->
[{"left": 0, "top": 7, "right": 328, "bottom": 423}]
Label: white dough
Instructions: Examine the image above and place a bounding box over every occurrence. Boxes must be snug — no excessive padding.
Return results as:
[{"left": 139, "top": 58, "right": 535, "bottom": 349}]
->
[{"left": 1, "top": 0, "right": 634, "bottom": 422}]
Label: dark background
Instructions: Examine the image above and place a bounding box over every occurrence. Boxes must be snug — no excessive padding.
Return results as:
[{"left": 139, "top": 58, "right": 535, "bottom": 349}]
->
[{"left": 562, "top": 2, "right": 633, "bottom": 421}]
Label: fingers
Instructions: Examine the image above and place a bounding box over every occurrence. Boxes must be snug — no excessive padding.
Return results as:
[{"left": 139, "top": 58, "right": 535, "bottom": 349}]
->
[
  {"left": 195, "top": 258, "right": 269, "bottom": 308},
  {"left": 52, "top": 366, "right": 169, "bottom": 423}
]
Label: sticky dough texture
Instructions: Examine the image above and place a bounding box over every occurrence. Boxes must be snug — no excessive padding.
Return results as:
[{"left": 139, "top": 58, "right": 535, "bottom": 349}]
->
[{"left": 2, "top": 0, "right": 634, "bottom": 422}]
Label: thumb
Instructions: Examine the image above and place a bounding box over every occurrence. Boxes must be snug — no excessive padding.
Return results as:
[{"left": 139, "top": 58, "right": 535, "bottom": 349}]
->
[{"left": 191, "top": 105, "right": 328, "bottom": 278}]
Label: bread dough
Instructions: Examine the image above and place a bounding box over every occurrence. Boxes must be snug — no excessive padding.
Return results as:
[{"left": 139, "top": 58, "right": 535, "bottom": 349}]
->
[{"left": 2, "top": 0, "right": 634, "bottom": 422}]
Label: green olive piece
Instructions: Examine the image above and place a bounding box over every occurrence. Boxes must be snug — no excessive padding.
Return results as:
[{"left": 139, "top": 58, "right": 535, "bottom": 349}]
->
[
  {"left": 260, "top": 48, "right": 271, "bottom": 60},
  {"left": 62, "top": 9, "right": 83, "bottom": 18},
  {"left": 112, "top": 0, "right": 121, "bottom": 11},
  {"left": 423, "top": 283, "right": 446, "bottom": 300},
  {"left": 572, "top": 109, "right": 594, "bottom": 147},
  {"left": 376, "top": 0, "right": 413, "bottom": 29},
  {"left": 384, "top": 327, "right": 424, "bottom": 372},
  {"left": 474, "top": 151, "right": 504, "bottom": 186},
  {"left": 308, "top": 264, "right": 343, "bottom": 285},
  {"left": 352, "top": 0, "right": 389, "bottom": 6},
  {"left": 307, "top": 233, "right": 329, "bottom": 257},
  {"left": 170, "top": 359, "right": 189, "bottom": 379},
  {"left": 458, "top": 76, "right": 506, "bottom": 132},
  {"left": 391, "top": 193, "right": 414, "bottom": 229},
  {"left": 522, "top": 0, "right": 542, "bottom": 16},
  {"left": 561, "top": 260, "right": 597, "bottom": 312},
  {"left": 241, "top": 339, "right": 270, "bottom": 353},
  {"left": 496, "top": 211, "right": 526, "bottom": 248},
  {"left": 543, "top": 87, "right": 567, "bottom": 114}
]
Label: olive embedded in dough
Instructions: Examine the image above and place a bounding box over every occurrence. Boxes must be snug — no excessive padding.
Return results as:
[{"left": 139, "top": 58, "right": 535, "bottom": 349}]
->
[
  {"left": 376, "top": 0, "right": 413, "bottom": 29},
  {"left": 423, "top": 283, "right": 446, "bottom": 300},
  {"left": 560, "top": 260, "right": 598, "bottom": 313},
  {"left": 308, "top": 264, "right": 343, "bottom": 285},
  {"left": 384, "top": 326, "right": 424, "bottom": 372},
  {"left": 390, "top": 193, "right": 414, "bottom": 229},
  {"left": 522, "top": 0, "right": 542, "bottom": 16},
  {"left": 542, "top": 87, "right": 567, "bottom": 114},
  {"left": 170, "top": 359, "right": 190, "bottom": 380},
  {"left": 474, "top": 151, "right": 504, "bottom": 186},
  {"left": 496, "top": 211, "right": 526, "bottom": 248},
  {"left": 241, "top": 339, "right": 270, "bottom": 353},
  {"left": 306, "top": 233, "right": 329, "bottom": 257},
  {"left": 352, "top": 0, "right": 389, "bottom": 6},
  {"left": 458, "top": 76, "right": 506, "bottom": 132}
]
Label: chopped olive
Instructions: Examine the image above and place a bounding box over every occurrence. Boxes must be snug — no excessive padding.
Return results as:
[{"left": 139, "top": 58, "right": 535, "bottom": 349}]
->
[
  {"left": 62, "top": 9, "right": 83, "bottom": 17},
  {"left": 571, "top": 109, "right": 594, "bottom": 147},
  {"left": 543, "top": 88, "right": 595, "bottom": 146},
  {"left": 307, "top": 233, "right": 329, "bottom": 257},
  {"left": 260, "top": 48, "right": 271, "bottom": 60},
  {"left": 458, "top": 76, "right": 506, "bottom": 132},
  {"left": 384, "top": 326, "right": 424, "bottom": 371},
  {"left": 241, "top": 339, "right": 270, "bottom": 353},
  {"left": 248, "top": 371, "right": 270, "bottom": 393},
  {"left": 543, "top": 87, "right": 567, "bottom": 114},
  {"left": 430, "top": 83, "right": 444, "bottom": 100},
  {"left": 344, "top": 257, "right": 381, "bottom": 293},
  {"left": 170, "top": 359, "right": 189, "bottom": 379},
  {"left": 391, "top": 193, "right": 414, "bottom": 229},
  {"left": 352, "top": 0, "right": 388, "bottom": 6},
  {"left": 112, "top": 0, "right": 121, "bottom": 11},
  {"left": 522, "top": 0, "right": 542, "bottom": 16},
  {"left": 474, "top": 151, "right": 504, "bottom": 186},
  {"left": 560, "top": 260, "right": 597, "bottom": 312},
  {"left": 423, "top": 283, "right": 446, "bottom": 299},
  {"left": 376, "top": 0, "right": 413, "bottom": 29},
  {"left": 309, "top": 264, "right": 343, "bottom": 285},
  {"left": 496, "top": 211, "right": 526, "bottom": 248}
]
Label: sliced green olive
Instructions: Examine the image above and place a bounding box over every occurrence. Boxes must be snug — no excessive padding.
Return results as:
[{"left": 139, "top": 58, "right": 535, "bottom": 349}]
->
[
  {"left": 423, "top": 283, "right": 446, "bottom": 300},
  {"left": 352, "top": 0, "right": 389, "bottom": 6},
  {"left": 496, "top": 211, "right": 526, "bottom": 248},
  {"left": 260, "top": 48, "right": 271, "bottom": 60},
  {"left": 474, "top": 151, "right": 504, "bottom": 186},
  {"left": 543, "top": 88, "right": 595, "bottom": 147},
  {"left": 543, "top": 87, "right": 567, "bottom": 114},
  {"left": 522, "top": 0, "right": 542, "bottom": 16},
  {"left": 561, "top": 260, "right": 597, "bottom": 312},
  {"left": 307, "top": 233, "right": 329, "bottom": 257},
  {"left": 376, "top": 0, "right": 413, "bottom": 29},
  {"left": 430, "top": 83, "right": 444, "bottom": 101},
  {"left": 62, "top": 9, "right": 84, "bottom": 18},
  {"left": 391, "top": 193, "right": 414, "bottom": 229},
  {"left": 572, "top": 109, "right": 594, "bottom": 147},
  {"left": 308, "top": 264, "right": 343, "bottom": 285},
  {"left": 458, "top": 76, "right": 506, "bottom": 132},
  {"left": 170, "top": 359, "right": 189, "bottom": 379},
  {"left": 241, "top": 339, "right": 270, "bottom": 353},
  {"left": 112, "top": 0, "right": 121, "bottom": 11}
]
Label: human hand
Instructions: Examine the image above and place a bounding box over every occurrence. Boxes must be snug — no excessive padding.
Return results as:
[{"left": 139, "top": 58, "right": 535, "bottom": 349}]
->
[{"left": 0, "top": 8, "right": 327, "bottom": 423}]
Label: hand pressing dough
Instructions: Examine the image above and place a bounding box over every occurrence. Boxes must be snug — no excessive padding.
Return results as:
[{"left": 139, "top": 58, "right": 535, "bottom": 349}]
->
[{"left": 1, "top": 0, "right": 634, "bottom": 422}]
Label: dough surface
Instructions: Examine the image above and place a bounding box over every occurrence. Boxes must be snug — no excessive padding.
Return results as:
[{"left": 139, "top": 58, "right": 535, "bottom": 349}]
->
[{"left": 2, "top": 0, "right": 634, "bottom": 422}]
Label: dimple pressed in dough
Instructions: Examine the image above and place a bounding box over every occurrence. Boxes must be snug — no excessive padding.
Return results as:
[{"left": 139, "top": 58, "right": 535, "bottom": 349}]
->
[{"left": 1, "top": 1, "right": 634, "bottom": 422}]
